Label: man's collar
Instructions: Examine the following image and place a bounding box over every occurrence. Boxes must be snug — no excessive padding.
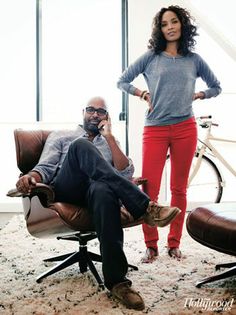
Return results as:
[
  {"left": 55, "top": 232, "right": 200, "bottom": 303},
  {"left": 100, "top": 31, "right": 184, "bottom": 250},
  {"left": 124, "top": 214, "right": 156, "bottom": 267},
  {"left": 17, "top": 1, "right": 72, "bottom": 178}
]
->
[{"left": 77, "top": 125, "right": 102, "bottom": 140}]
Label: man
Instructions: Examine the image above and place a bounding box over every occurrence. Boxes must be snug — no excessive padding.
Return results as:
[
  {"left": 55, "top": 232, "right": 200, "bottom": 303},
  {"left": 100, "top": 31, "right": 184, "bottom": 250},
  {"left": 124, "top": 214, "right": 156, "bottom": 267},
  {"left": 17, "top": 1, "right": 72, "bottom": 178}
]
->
[{"left": 16, "top": 96, "right": 180, "bottom": 310}]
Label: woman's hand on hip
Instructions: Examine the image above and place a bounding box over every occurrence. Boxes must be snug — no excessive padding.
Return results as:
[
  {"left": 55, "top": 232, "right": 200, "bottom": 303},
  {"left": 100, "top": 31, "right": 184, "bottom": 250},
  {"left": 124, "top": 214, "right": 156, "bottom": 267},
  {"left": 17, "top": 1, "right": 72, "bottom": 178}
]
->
[{"left": 144, "top": 93, "right": 153, "bottom": 112}]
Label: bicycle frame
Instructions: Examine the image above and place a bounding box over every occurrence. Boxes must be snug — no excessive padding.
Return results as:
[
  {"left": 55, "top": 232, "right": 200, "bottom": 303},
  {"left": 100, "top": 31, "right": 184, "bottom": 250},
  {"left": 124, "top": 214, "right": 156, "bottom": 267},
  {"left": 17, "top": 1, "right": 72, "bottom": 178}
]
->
[{"left": 188, "top": 121, "right": 236, "bottom": 186}]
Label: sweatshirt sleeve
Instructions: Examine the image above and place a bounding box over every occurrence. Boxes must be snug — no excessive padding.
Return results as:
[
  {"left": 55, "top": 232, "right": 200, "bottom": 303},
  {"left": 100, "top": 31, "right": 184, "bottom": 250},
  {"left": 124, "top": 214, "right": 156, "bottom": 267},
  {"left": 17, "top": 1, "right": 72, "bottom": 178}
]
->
[
  {"left": 195, "top": 54, "right": 222, "bottom": 98},
  {"left": 117, "top": 50, "right": 153, "bottom": 95}
]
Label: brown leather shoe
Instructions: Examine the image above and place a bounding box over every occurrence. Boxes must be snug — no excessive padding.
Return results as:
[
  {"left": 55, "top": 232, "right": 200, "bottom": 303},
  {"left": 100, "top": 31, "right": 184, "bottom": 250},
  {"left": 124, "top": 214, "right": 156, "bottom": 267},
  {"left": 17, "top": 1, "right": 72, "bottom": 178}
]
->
[
  {"left": 143, "top": 201, "right": 181, "bottom": 227},
  {"left": 111, "top": 282, "right": 145, "bottom": 310},
  {"left": 141, "top": 247, "right": 158, "bottom": 263}
]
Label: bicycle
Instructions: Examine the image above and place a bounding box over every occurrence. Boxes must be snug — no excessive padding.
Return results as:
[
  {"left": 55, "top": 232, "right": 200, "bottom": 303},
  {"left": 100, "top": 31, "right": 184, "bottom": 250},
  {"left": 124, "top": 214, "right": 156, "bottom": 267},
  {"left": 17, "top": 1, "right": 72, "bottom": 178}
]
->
[{"left": 159, "top": 115, "right": 236, "bottom": 207}]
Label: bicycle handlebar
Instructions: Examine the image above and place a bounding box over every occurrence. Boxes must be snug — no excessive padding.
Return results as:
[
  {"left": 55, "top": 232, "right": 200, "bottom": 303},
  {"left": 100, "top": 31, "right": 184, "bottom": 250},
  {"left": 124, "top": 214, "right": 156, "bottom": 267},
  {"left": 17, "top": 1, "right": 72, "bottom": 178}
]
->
[
  {"left": 199, "top": 115, "right": 212, "bottom": 119},
  {"left": 197, "top": 115, "right": 219, "bottom": 128}
]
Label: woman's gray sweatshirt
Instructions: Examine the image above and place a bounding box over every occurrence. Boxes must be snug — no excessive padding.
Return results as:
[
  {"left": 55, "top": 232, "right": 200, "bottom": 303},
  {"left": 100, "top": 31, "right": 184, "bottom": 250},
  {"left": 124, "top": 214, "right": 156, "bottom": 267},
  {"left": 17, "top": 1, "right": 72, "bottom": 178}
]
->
[{"left": 117, "top": 50, "right": 222, "bottom": 126}]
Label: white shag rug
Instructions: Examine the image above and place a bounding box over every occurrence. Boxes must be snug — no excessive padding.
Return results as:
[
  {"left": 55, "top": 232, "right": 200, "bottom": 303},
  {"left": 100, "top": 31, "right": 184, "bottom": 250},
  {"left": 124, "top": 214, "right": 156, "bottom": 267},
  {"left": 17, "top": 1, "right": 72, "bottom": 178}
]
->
[{"left": 0, "top": 215, "right": 235, "bottom": 315}]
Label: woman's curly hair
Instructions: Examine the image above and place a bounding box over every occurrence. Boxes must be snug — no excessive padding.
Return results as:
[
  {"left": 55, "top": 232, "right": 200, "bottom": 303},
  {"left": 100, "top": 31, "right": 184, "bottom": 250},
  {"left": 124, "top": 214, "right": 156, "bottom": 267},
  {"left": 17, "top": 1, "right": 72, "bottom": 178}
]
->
[{"left": 148, "top": 5, "right": 198, "bottom": 55}]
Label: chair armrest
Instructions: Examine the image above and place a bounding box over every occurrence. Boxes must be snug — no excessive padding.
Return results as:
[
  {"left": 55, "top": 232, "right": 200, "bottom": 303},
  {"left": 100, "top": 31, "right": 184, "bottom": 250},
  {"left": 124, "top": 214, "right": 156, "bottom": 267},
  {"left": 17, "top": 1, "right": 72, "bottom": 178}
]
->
[
  {"left": 7, "top": 177, "right": 147, "bottom": 206},
  {"left": 7, "top": 188, "right": 24, "bottom": 198},
  {"left": 7, "top": 183, "right": 55, "bottom": 206},
  {"left": 132, "top": 177, "right": 147, "bottom": 186}
]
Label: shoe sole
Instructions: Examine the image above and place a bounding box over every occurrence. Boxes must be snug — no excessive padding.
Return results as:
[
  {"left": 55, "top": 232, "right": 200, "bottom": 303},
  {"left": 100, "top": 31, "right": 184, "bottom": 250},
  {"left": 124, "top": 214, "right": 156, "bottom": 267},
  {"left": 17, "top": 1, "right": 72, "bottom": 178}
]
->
[
  {"left": 141, "top": 256, "right": 157, "bottom": 263},
  {"left": 112, "top": 293, "right": 145, "bottom": 310},
  {"left": 127, "top": 303, "right": 145, "bottom": 310},
  {"left": 156, "top": 207, "right": 181, "bottom": 227}
]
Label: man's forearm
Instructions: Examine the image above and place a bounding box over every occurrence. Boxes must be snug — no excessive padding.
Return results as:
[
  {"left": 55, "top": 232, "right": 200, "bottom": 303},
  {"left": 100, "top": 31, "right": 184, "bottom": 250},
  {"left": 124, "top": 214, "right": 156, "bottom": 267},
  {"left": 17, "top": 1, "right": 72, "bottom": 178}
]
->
[{"left": 104, "top": 135, "right": 129, "bottom": 171}]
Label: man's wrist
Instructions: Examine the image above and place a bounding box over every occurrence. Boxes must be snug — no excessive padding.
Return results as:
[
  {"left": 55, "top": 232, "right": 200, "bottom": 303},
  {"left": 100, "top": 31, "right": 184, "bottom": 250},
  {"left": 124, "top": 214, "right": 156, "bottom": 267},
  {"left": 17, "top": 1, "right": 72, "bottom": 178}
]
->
[
  {"left": 103, "top": 133, "right": 115, "bottom": 141},
  {"left": 28, "top": 171, "right": 42, "bottom": 182}
]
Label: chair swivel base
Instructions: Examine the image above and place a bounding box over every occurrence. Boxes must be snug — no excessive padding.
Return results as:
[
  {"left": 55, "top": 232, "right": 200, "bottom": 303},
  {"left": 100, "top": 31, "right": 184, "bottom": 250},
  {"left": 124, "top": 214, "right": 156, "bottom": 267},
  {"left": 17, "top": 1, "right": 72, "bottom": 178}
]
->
[
  {"left": 35, "top": 232, "right": 138, "bottom": 288},
  {"left": 36, "top": 248, "right": 105, "bottom": 289},
  {"left": 196, "top": 262, "right": 236, "bottom": 288}
]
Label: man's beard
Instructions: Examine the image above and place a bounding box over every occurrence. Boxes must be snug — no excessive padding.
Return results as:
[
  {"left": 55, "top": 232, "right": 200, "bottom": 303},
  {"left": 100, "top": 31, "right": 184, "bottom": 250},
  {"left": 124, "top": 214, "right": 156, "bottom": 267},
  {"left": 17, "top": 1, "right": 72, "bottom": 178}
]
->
[{"left": 83, "top": 119, "right": 100, "bottom": 136}]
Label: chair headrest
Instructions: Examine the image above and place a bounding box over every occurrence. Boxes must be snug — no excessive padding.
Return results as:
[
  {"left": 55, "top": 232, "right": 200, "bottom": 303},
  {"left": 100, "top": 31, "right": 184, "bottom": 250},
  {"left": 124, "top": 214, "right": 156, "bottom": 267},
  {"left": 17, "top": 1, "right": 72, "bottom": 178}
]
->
[{"left": 14, "top": 129, "right": 51, "bottom": 174}]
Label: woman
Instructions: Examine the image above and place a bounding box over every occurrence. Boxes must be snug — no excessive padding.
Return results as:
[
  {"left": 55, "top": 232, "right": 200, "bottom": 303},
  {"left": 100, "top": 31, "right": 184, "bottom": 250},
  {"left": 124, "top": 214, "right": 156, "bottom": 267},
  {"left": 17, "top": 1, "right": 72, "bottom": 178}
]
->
[{"left": 117, "top": 5, "right": 221, "bottom": 262}]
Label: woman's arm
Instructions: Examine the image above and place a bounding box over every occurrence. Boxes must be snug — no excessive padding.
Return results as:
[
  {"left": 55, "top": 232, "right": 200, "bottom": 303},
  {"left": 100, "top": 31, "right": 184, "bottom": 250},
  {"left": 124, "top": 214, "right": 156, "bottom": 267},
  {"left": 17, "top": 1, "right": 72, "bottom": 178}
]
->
[{"left": 196, "top": 54, "right": 222, "bottom": 98}]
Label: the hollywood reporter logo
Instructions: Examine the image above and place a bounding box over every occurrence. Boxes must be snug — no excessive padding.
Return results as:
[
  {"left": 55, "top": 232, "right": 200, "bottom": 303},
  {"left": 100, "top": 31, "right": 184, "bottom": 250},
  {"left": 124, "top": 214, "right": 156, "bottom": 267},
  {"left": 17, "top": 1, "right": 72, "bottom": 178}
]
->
[{"left": 184, "top": 297, "right": 234, "bottom": 312}]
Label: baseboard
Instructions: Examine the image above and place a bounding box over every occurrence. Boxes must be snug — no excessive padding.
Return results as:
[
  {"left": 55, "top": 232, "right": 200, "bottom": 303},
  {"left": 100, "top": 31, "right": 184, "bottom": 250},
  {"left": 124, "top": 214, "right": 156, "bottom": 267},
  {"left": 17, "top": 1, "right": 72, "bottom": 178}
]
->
[{"left": 0, "top": 202, "right": 23, "bottom": 213}]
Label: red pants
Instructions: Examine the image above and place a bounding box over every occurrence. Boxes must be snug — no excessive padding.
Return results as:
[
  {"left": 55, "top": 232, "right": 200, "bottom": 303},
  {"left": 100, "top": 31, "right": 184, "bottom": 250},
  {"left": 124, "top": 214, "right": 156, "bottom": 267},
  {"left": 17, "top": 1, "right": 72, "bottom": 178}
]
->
[{"left": 142, "top": 117, "right": 197, "bottom": 249}]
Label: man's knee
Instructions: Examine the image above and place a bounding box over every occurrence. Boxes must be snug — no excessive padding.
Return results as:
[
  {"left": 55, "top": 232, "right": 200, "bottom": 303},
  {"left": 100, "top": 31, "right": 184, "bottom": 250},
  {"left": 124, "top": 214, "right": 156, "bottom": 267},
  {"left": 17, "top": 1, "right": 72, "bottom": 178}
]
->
[
  {"left": 70, "top": 137, "right": 92, "bottom": 151},
  {"left": 68, "top": 138, "right": 98, "bottom": 160}
]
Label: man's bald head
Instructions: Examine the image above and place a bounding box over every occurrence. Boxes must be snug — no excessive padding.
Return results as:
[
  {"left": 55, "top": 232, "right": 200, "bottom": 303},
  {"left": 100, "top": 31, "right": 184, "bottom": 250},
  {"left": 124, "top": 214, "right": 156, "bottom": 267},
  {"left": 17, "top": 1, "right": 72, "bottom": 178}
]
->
[{"left": 86, "top": 96, "right": 108, "bottom": 110}]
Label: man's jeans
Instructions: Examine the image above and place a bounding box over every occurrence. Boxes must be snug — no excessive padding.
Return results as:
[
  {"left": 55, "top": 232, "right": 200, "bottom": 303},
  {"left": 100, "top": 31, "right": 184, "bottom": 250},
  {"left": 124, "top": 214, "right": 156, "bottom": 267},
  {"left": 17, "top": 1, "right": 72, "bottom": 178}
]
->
[{"left": 53, "top": 138, "right": 149, "bottom": 289}]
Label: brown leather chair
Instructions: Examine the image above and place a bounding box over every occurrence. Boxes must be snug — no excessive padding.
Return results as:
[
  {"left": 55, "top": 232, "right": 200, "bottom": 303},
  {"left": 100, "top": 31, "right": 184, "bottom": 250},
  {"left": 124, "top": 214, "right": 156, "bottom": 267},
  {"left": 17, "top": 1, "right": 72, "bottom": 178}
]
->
[
  {"left": 186, "top": 203, "right": 236, "bottom": 287},
  {"left": 7, "top": 129, "right": 146, "bottom": 288}
]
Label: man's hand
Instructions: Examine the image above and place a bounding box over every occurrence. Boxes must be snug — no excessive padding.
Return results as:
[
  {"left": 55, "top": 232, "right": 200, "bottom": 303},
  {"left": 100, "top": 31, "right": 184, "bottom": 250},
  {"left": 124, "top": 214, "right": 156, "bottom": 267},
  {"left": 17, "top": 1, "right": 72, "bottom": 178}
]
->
[
  {"left": 98, "top": 115, "right": 112, "bottom": 138},
  {"left": 16, "top": 174, "right": 37, "bottom": 194},
  {"left": 98, "top": 115, "right": 129, "bottom": 170}
]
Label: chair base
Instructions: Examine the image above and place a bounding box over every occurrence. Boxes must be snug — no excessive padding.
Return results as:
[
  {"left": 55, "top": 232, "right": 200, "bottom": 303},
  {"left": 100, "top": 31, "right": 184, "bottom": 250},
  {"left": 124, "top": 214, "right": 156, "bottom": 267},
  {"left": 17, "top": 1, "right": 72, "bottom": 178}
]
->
[
  {"left": 36, "top": 232, "right": 138, "bottom": 289},
  {"left": 196, "top": 262, "right": 236, "bottom": 288}
]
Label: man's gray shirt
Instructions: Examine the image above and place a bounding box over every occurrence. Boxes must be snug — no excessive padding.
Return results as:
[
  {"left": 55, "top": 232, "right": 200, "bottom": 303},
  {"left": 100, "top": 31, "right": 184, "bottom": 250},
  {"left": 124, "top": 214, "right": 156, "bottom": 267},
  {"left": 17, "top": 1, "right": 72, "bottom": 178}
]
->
[{"left": 33, "top": 126, "right": 134, "bottom": 184}]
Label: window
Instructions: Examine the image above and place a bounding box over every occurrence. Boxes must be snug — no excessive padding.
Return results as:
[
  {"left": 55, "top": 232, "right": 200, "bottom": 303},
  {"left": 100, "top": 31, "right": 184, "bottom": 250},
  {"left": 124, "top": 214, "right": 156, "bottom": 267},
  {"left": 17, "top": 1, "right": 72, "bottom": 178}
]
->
[
  {"left": 42, "top": 0, "right": 122, "bottom": 124},
  {"left": 0, "top": 0, "right": 36, "bottom": 122}
]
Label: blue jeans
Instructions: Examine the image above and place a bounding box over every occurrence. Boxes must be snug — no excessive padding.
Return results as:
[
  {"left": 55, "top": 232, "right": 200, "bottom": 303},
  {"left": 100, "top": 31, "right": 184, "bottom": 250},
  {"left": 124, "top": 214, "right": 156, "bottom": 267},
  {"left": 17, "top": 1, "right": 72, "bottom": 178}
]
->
[{"left": 53, "top": 138, "right": 149, "bottom": 289}]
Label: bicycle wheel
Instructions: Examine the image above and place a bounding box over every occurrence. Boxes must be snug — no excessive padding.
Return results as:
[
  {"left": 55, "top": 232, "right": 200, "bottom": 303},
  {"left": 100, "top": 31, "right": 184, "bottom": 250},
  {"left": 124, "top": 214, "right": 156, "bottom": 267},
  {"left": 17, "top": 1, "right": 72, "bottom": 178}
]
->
[{"left": 159, "top": 153, "right": 223, "bottom": 207}]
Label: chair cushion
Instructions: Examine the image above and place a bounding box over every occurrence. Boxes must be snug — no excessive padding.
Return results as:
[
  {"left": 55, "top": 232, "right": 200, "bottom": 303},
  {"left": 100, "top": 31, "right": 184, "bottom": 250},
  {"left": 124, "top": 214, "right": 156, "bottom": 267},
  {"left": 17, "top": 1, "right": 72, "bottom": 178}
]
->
[
  {"left": 50, "top": 202, "right": 143, "bottom": 232},
  {"left": 186, "top": 203, "right": 236, "bottom": 256}
]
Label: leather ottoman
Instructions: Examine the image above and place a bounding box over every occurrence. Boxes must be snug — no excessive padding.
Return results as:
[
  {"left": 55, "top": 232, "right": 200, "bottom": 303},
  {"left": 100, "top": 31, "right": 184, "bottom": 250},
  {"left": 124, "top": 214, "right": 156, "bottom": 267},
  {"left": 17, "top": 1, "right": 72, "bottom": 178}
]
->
[{"left": 186, "top": 203, "right": 236, "bottom": 287}]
